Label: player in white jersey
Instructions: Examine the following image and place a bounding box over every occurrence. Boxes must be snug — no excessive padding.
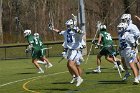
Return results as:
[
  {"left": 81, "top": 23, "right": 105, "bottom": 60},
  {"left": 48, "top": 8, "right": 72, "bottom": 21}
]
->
[
  {"left": 51, "top": 16, "right": 84, "bottom": 87},
  {"left": 117, "top": 22, "right": 140, "bottom": 84},
  {"left": 120, "top": 14, "right": 140, "bottom": 82}
]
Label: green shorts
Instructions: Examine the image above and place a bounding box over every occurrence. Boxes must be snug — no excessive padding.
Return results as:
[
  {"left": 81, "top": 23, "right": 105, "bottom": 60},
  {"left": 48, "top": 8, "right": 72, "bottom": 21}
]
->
[
  {"left": 31, "top": 49, "right": 42, "bottom": 59},
  {"left": 99, "top": 45, "right": 116, "bottom": 56}
]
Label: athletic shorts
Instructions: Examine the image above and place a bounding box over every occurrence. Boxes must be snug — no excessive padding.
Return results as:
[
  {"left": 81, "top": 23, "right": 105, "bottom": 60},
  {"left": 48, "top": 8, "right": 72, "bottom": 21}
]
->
[
  {"left": 120, "top": 48, "right": 137, "bottom": 64},
  {"left": 32, "top": 49, "right": 42, "bottom": 59},
  {"left": 99, "top": 46, "right": 116, "bottom": 56},
  {"left": 67, "top": 49, "right": 82, "bottom": 62}
]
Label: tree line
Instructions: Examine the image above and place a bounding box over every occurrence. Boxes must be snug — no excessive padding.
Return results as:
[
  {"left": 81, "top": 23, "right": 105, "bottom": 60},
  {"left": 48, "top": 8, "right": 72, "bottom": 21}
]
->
[{"left": 0, "top": 0, "right": 140, "bottom": 44}]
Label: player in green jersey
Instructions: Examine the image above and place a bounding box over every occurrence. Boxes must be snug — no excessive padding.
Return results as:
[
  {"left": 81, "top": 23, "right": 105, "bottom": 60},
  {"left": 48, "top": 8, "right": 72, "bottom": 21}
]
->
[
  {"left": 33, "top": 33, "right": 53, "bottom": 68},
  {"left": 24, "top": 30, "right": 44, "bottom": 73},
  {"left": 92, "top": 25, "right": 124, "bottom": 73}
]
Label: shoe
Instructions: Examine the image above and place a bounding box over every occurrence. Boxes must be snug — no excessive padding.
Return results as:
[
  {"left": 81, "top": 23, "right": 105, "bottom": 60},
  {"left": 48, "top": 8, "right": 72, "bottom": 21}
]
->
[
  {"left": 70, "top": 77, "right": 76, "bottom": 84},
  {"left": 76, "top": 77, "right": 83, "bottom": 87},
  {"left": 122, "top": 72, "right": 131, "bottom": 81},
  {"left": 121, "top": 69, "right": 125, "bottom": 73},
  {"left": 93, "top": 68, "right": 101, "bottom": 73},
  {"left": 47, "top": 63, "right": 53, "bottom": 68},
  {"left": 138, "top": 75, "right": 140, "bottom": 81},
  {"left": 38, "top": 71, "right": 44, "bottom": 73},
  {"left": 133, "top": 78, "right": 139, "bottom": 85}
]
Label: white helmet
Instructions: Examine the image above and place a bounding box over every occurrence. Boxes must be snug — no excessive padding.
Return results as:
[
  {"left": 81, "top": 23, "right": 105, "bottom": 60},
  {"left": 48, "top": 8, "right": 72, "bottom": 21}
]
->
[
  {"left": 117, "top": 22, "right": 128, "bottom": 33},
  {"left": 34, "top": 33, "right": 39, "bottom": 38},
  {"left": 24, "top": 30, "right": 31, "bottom": 37},
  {"left": 65, "top": 19, "right": 75, "bottom": 28},
  {"left": 100, "top": 25, "right": 106, "bottom": 30},
  {"left": 121, "top": 14, "right": 131, "bottom": 24}
]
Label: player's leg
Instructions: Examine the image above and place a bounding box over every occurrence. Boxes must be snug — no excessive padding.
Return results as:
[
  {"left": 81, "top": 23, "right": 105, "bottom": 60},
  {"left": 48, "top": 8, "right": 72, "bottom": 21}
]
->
[
  {"left": 129, "top": 61, "right": 139, "bottom": 84},
  {"left": 67, "top": 50, "right": 83, "bottom": 86},
  {"left": 41, "top": 49, "right": 53, "bottom": 68},
  {"left": 32, "top": 50, "right": 44, "bottom": 73},
  {"left": 93, "top": 53, "right": 102, "bottom": 73}
]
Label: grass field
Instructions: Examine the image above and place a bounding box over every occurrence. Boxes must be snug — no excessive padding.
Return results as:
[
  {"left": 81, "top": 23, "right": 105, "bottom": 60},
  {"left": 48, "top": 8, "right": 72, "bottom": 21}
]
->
[{"left": 0, "top": 55, "right": 140, "bottom": 93}]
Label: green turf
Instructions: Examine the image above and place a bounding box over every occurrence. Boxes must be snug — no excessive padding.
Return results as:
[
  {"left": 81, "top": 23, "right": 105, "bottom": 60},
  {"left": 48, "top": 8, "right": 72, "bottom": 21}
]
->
[{"left": 0, "top": 55, "right": 140, "bottom": 93}]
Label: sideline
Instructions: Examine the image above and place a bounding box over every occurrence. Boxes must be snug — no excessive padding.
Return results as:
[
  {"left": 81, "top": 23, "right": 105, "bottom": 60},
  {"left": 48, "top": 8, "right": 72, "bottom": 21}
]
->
[{"left": 0, "top": 71, "right": 68, "bottom": 88}]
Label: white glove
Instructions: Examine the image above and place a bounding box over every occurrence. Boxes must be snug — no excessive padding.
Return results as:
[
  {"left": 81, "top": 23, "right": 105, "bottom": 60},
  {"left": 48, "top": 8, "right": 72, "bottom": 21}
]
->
[{"left": 62, "top": 52, "right": 67, "bottom": 59}]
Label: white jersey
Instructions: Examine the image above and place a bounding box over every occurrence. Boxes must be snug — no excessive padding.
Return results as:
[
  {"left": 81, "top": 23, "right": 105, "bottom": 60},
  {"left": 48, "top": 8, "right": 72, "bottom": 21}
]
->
[
  {"left": 119, "top": 32, "right": 137, "bottom": 64},
  {"left": 119, "top": 32, "right": 135, "bottom": 50},
  {"left": 126, "top": 23, "right": 140, "bottom": 40},
  {"left": 59, "top": 26, "right": 84, "bottom": 49}
]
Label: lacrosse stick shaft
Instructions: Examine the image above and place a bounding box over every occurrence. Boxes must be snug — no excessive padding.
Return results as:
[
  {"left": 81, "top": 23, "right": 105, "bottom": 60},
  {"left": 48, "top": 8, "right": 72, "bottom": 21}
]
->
[
  {"left": 58, "top": 57, "right": 64, "bottom": 63},
  {"left": 85, "top": 21, "right": 101, "bottom": 64},
  {"left": 85, "top": 44, "right": 93, "bottom": 64},
  {"left": 42, "top": 47, "right": 52, "bottom": 50}
]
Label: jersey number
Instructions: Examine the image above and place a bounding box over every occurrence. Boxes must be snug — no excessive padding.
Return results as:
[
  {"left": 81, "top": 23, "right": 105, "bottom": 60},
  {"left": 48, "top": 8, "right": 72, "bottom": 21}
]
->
[{"left": 67, "top": 34, "right": 73, "bottom": 43}]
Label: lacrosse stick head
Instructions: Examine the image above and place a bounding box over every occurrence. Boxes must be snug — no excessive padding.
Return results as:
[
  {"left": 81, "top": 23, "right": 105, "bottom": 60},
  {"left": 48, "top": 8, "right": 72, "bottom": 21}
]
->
[
  {"left": 48, "top": 22, "right": 54, "bottom": 31},
  {"left": 71, "top": 14, "right": 77, "bottom": 26},
  {"left": 24, "top": 30, "right": 31, "bottom": 37},
  {"left": 96, "top": 21, "right": 102, "bottom": 31}
]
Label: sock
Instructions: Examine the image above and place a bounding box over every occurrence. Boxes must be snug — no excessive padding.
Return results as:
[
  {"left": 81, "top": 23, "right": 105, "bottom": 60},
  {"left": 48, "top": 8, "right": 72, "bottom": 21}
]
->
[
  {"left": 73, "top": 75, "right": 76, "bottom": 78},
  {"left": 119, "top": 65, "right": 124, "bottom": 70},
  {"left": 37, "top": 60, "right": 46, "bottom": 64},
  {"left": 97, "top": 66, "right": 100, "bottom": 70},
  {"left": 39, "top": 67, "right": 44, "bottom": 72}
]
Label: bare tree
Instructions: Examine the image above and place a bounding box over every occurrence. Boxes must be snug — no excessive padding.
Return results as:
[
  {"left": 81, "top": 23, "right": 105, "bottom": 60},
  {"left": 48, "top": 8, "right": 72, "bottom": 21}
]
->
[{"left": 0, "top": 0, "right": 3, "bottom": 44}]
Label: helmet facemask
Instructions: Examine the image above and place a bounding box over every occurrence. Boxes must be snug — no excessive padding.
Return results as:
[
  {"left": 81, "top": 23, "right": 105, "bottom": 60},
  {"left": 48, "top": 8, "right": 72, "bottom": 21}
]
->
[{"left": 65, "top": 19, "right": 74, "bottom": 29}]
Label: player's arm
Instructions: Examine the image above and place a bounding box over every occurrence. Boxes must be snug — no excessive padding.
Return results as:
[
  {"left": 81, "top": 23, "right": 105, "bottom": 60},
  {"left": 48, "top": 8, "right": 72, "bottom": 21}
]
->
[{"left": 135, "top": 15, "right": 140, "bottom": 21}]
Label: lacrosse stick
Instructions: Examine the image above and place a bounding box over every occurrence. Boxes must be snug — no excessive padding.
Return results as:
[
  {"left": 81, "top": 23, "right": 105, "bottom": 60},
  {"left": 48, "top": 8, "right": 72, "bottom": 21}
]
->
[
  {"left": 85, "top": 21, "right": 101, "bottom": 64},
  {"left": 58, "top": 57, "right": 65, "bottom": 63},
  {"left": 42, "top": 47, "right": 52, "bottom": 50},
  {"left": 113, "top": 54, "right": 122, "bottom": 78},
  {"left": 15, "top": 17, "right": 24, "bottom": 32},
  {"left": 48, "top": 12, "right": 54, "bottom": 31}
]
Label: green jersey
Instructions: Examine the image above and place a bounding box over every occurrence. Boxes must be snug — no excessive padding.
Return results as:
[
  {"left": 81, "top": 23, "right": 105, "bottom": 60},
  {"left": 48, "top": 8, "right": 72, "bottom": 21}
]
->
[
  {"left": 99, "top": 30, "right": 113, "bottom": 47},
  {"left": 25, "top": 34, "right": 34, "bottom": 44}
]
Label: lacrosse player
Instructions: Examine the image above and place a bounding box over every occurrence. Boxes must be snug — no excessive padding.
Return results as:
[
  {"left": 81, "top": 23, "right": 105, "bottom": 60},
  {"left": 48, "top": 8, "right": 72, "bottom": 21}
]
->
[
  {"left": 120, "top": 14, "right": 140, "bottom": 82},
  {"left": 24, "top": 30, "right": 44, "bottom": 73},
  {"left": 33, "top": 33, "right": 53, "bottom": 68},
  {"left": 117, "top": 22, "right": 140, "bottom": 84},
  {"left": 92, "top": 24, "right": 124, "bottom": 73},
  {"left": 50, "top": 16, "right": 84, "bottom": 87}
]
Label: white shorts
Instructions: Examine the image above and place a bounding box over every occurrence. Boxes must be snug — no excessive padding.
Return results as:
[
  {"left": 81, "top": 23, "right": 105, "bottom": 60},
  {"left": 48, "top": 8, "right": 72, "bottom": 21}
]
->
[
  {"left": 120, "top": 48, "right": 137, "bottom": 64},
  {"left": 67, "top": 49, "right": 82, "bottom": 63}
]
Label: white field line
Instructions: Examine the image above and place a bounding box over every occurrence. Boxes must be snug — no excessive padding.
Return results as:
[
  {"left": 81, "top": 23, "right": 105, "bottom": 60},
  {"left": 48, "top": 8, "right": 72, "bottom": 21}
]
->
[{"left": 0, "top": 71, "right": 69, "bottom": 88}]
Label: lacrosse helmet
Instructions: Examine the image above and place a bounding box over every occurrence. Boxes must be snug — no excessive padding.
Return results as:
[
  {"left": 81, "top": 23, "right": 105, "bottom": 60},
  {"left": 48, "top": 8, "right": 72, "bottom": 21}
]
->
[
  {"left": 117, "top": 22, "right": 128, "bottom": 34},
  {"left": 24, "top": 30, "right": 31, "bottom": 37},
  {"left": 34, "top": 33, "right": 39, "bottom": 38},
  {"left": 121, "top": 14, "right": 131, "bottom": 24},
  {"left": 100, "top": 24, "right": 106, "bottom": 31},
  {"left": 65, "top": 19, "right": 75, "bottom": 29}
]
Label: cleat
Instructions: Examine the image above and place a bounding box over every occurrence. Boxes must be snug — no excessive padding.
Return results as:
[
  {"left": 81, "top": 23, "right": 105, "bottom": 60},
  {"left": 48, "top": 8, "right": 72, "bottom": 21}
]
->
[
  {"left": 122, "top": 72, "right": 131, "bottom": 81},
  {"left": 47, "top": 63, "right": 53, "bottom": 68},
  {"left": 93, "top": 69, "right": 101, "bottom": 73},
  {"left": 138, "top": 75, "right": 140, "bottom": 81},
  {"left": 76, "top": 78, "right": 83, "bottom": 87},
  {"left": 133, "top": 79, "right": 139, "bottom": 85},
  {"left": 70, "top": 77, "right": 76, "bottom": 84},
  {"left": 38, "top": 71, "right": 44, "bottom": 73},
  {"left": 121, "top": 69, "right": 125, "bottom": 73}
]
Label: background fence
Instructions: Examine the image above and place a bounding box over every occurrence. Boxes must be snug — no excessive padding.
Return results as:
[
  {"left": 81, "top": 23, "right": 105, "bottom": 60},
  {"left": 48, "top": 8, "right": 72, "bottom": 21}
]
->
[{"left": 0, "top": 38, "right": 132, "bottom": 60}]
